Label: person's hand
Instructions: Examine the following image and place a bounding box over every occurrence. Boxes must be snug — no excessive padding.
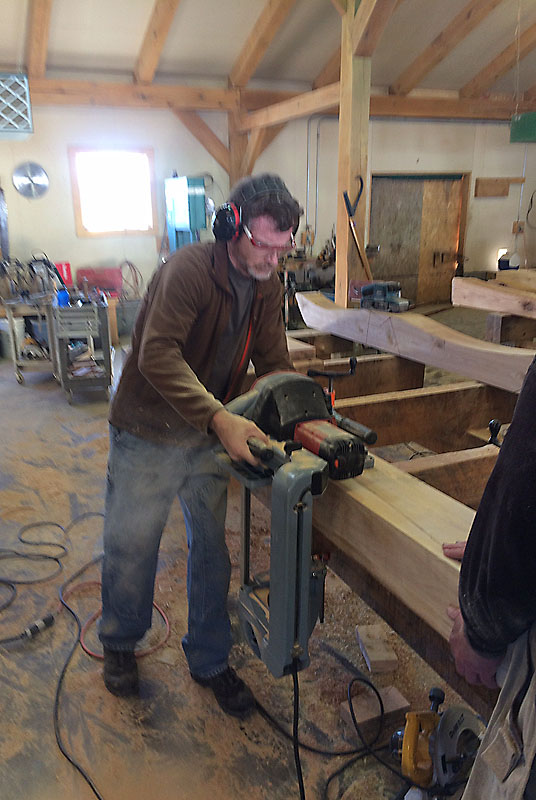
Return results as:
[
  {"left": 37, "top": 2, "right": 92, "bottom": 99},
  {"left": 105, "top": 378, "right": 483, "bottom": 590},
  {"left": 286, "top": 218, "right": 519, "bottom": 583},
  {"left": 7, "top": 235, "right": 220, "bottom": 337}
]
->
[
  {"left": 210, "top": 409, "right": 269, "bottom": 466},
  {"left": 442, "top": 541, "right": 467, "bottom": 561},
  {"left": 447, "top": 606, "right": 502, "bottom": 689}
]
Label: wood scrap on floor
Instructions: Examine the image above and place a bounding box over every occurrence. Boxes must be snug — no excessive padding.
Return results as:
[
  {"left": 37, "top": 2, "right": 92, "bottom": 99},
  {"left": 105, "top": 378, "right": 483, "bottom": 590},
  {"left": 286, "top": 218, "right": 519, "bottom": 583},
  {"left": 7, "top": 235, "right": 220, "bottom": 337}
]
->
[
  {"left": 356, "top": 623, "right": 398, "bottom": 673},
  {"left": 340, "top": 685, "right": 410, "bottom": 744}
]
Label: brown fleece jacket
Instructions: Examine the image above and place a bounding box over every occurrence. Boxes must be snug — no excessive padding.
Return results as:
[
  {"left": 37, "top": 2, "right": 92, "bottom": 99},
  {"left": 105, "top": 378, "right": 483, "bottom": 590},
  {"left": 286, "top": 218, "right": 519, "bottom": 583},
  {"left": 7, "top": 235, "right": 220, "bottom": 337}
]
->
[{"left": 109, "top": 240, "right": 292, "bottom": 443}]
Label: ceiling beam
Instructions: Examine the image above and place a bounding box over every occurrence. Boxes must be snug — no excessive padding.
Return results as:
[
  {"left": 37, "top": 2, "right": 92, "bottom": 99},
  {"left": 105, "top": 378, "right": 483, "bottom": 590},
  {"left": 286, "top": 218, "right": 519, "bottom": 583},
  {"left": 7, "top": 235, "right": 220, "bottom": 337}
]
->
[
  {"left": 26, "top": 0, "right": 53, "bottom": 79},
  {"left": 461, "top": 21, "right": 536, "bottom": 97},
  {"left": 352, "top": 0, "right": 399, "bottom": 57},
  {"left": 229, "top": 0, "right": 297, "bottom": 88},
  {"left": 240, "top": 128, "right": 266, "bottom": 175},
  {"left": 313, "top": 46, "right": 341, "bottom": 89},
  {"left": 239, "top": 124, "right": 287, "bottom": 175},
  {"left": 239, "top": 82, "right": 340, "bottom": 131},
  {"left": 29, "top": 79, "right": 238, "bottom": 111},
  {"left": 135, "top": 0, "right": 182, "bottom": 84},
  {"left": 27, "top": 78, "right": 536, "bottom": 120},
  {"left": 174, "top": 110, "right": 230, "bottom": 173},
  {"left": 371, "top": 92, "right": 536, "bottom": 119},
  {"left": 390, "top": 0, "right": 504, "bottom": 96}
]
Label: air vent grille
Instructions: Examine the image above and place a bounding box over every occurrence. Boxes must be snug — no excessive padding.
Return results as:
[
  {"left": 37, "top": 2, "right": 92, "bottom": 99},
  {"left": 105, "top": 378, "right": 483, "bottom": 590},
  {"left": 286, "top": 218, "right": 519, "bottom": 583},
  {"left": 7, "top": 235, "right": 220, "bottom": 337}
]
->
[{"left": 0, "top": 73, "right": 33, "bottom": 134}]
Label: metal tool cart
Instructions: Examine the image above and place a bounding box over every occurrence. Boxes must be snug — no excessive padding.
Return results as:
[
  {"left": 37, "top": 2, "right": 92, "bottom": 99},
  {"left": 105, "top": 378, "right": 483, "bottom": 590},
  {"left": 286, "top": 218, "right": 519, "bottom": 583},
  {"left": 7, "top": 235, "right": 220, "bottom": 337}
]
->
[
  {"left": 53, "top": 303, "right": 113, "bottom": 403},
  {"left": 1, "top": 295, "right": 59, "bottom": 384}
]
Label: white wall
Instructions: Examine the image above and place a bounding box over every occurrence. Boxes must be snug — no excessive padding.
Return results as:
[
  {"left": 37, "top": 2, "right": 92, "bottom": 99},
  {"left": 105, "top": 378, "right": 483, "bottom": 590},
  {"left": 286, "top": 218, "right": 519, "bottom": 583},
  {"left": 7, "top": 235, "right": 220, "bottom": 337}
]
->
[
  {"left": 1, "top": 104, "right": 535, "bottom": 290},
  {"left": 0, "top": 105, "right": 230, "bottom": 287},
  {"left": 258, "top": 115, "right": 536, "bottom": 272}
]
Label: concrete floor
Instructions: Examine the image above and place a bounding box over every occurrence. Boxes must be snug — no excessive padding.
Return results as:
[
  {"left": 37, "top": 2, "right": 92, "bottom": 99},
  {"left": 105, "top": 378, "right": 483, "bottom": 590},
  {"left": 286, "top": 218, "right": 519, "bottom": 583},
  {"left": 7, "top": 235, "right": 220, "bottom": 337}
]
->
[{"left": 0, "top": 314, "right": 478, "bottom": 800}]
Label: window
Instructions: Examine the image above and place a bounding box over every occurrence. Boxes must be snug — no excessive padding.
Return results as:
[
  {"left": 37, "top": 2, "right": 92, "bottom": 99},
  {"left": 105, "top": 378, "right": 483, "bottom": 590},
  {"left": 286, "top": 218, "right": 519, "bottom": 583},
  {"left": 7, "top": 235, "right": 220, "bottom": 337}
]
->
[{"left": 69, "top": 147, "right": 157, "bottom": 237}]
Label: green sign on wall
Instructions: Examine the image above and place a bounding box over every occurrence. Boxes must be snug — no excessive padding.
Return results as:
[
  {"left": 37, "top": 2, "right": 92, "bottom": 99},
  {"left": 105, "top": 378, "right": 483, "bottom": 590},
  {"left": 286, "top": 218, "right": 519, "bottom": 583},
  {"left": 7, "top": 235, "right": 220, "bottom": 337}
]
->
[{"left": 510, "top": 112, "right": 536, "bottom": 143}]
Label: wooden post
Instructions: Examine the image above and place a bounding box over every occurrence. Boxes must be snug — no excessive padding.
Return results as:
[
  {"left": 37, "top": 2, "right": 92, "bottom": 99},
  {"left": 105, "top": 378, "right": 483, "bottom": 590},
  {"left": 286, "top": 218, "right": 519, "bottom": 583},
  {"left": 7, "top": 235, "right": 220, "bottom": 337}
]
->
[
  {"left": 335, "top": 1, "right": 371, "bottom": 307},
  {"left": 228, "top": 89, "right": 248, "bottom": 186}
]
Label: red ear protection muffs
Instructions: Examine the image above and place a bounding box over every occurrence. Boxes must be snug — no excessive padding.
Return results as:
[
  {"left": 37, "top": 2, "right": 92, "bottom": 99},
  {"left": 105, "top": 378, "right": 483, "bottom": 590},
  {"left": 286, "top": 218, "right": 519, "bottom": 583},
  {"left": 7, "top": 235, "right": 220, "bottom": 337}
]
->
[{"left": 212, "top": 202, "right": 241, "bottom": 242}]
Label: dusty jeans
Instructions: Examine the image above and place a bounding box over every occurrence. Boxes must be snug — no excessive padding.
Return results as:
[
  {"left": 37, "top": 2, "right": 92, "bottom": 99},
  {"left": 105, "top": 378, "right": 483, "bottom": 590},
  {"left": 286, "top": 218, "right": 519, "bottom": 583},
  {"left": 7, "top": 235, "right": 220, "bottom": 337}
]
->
[{"left": 98, "top": 425, "right": 231, "bottom": 678}]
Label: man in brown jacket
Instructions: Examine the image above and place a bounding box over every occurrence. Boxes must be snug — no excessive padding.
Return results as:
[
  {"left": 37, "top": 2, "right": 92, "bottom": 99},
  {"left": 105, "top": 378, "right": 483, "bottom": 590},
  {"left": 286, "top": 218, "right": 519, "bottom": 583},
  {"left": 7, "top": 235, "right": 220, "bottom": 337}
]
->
[{"left": 99, "top": 174, "right": 301, "bottom": 719}]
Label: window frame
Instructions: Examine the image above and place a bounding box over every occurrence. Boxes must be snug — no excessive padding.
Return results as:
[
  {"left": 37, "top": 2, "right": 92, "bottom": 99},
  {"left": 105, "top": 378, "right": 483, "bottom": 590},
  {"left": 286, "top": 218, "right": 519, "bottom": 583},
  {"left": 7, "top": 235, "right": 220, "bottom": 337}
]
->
[{"left": 68, "top": 146, "right": 158, "bottom": 238}]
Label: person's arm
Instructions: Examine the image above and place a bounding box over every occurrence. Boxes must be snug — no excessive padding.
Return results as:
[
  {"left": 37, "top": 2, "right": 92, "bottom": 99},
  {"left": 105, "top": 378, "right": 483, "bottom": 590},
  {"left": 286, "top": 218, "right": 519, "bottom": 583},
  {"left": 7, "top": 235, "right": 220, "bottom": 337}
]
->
[
  {"left": 455, "top": 358, "right": 536, "bottom": 658},
  {"left": 209, "top": 408, "right": 269, "bottom": 465},
  {"left": 137, "top": 251, "right": 224, "bottom": 433},
  {"left": 447, "top": 606, "right": 502, "bottom": 689}
]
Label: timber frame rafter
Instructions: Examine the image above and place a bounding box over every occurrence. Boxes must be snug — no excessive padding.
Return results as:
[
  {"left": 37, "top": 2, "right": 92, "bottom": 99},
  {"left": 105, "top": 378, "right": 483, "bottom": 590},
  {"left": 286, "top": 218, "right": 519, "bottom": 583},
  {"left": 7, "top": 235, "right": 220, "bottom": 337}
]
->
[{"left": 24, "top": 0, "right": 536, "bottom": 187}]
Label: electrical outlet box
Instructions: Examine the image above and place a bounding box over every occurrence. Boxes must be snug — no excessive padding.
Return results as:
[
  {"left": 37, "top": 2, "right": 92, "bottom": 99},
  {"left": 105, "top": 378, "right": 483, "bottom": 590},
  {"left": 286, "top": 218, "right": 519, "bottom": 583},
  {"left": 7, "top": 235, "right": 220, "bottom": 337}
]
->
[{"left": 513, "top": 221, "right": 525, "bottom": 234}]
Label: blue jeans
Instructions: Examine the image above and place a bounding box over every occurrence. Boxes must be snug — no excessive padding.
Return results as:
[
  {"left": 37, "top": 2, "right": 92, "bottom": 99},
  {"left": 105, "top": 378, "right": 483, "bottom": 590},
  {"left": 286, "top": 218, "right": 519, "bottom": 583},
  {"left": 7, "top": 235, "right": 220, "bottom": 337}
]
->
[{"left": 98, "top": 425, "right": 232, "bottom": 679}]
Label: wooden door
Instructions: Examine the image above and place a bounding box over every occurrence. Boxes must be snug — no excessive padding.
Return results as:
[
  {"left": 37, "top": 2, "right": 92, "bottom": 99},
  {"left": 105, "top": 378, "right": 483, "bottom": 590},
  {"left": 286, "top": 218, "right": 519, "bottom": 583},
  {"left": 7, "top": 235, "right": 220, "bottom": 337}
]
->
[{"left": 369, "top": 175, "right": 465, "bottom": 305}]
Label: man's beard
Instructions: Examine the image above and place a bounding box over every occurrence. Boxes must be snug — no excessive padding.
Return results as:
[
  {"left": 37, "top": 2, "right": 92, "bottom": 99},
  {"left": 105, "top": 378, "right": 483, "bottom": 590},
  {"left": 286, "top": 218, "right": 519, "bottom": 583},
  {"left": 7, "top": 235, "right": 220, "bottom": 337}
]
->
[
  {"left": 234, "top": 254, "right": 274, "bottom": 281},
  {"left": 247, "top": 263, "right": 274, "bottom": 281}
]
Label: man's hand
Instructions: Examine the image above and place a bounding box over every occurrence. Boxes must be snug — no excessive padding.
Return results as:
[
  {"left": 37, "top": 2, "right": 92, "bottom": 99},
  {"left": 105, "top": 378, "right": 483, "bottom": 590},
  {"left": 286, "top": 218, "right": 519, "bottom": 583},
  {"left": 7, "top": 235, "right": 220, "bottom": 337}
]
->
[
  {"left": 447, "top": 606, "right": 502, "bottom": 689},
  {"left": 442, "top": 541, "right": 467, "bottom": 561},
  {"left": 210, "top": 409, "right": 269, "bottom": 466}
]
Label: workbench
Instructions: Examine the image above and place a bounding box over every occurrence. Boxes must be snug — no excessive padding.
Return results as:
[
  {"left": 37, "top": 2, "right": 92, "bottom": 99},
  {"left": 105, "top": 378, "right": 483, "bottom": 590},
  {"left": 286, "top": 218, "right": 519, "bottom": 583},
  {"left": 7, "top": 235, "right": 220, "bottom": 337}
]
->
[{"left": 0, "top": 296, "right": 59, "bottom": 384}]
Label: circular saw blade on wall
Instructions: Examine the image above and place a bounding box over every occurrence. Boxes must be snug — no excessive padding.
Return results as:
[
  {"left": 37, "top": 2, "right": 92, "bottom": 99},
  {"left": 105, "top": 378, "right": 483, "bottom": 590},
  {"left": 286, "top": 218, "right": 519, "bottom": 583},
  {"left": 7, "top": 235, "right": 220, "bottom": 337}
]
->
[{"left": 12, "top": 161, "right": 49, "bottom": 198}]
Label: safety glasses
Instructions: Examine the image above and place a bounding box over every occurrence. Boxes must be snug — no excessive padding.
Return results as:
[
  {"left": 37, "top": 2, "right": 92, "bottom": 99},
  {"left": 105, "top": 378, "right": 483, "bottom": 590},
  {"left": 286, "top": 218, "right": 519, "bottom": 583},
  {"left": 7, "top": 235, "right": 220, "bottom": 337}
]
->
[{"left": 242, "top": 223, "right": 295, "bottom": 254}]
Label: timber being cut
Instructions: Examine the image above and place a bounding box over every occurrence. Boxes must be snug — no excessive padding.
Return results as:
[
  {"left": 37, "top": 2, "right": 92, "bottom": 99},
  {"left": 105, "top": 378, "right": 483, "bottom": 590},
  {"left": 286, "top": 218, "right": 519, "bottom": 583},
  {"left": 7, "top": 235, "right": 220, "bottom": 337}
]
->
[
  {"left": 296, "top": 291, "right": 535, "bottom": 392},
  {"left": 452, "top": 276, "right": 536, "bottom": 320},
  {"left": 313, "top": 457, "right": 498, "bottom": 716},
  {"left": 314, "top": 456, "right": 470, "bottom": 641}
]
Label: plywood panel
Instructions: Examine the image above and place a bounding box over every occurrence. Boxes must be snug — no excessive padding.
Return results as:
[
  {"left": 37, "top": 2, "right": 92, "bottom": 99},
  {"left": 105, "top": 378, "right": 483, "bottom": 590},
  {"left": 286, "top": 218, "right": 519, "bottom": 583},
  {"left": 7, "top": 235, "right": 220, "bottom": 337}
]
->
[
  {"left": 369, "top": 177, "right": 423, "bottom": 302},
  {"left": 417, "top": 179, "right": 463, "bottom": 304}
]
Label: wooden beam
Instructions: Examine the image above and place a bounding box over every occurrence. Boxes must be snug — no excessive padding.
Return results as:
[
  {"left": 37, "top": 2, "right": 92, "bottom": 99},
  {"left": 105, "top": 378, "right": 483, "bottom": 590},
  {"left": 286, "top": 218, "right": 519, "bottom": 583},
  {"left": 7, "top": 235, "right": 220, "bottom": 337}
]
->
[
  {"left": 229, "top": 0, "right": 297, "bottom": 88},
  {"left": 314, "top": 457, "right": 471, "bottom": 641},
  {"left": 496, "top": 270, "right": 536, "bottom": 293},
  {"left": 394, "top": 445, "right": 499, "bottom": 510},
  {"left": 352, "top": 0, "right": 399, "bottom": 57},
  {"left": 315, "top": 353, "right": 424, "bottom": 397},
  {"left": 135, "top": 0, "right": 182, "bottom": 84},
  {"left": 313, "top": 46, "right": 341, "bottom": 90},
  {"left": 228, "top": 98, "right": 248, "bottom": 185},
  {"left": 370, "top": 93, "right": 536, "bottom": 119},
  {"left": 296, "top": 290, "right": 536, "bottom": 393},
  {"left": 239, "top": 126, "right": 286, "bottom": 175},
  {"left": 313, "top": 529, "right": 497, "bottom": 718},
  {"left": 335, "top": 382, "right": 517, "bottom": 452},
  {"left": 336, "top": 1, "right": 370, "bottom": 306},
  {"left": 173, "top": 110, "right": 230, "bottom": 174},
  {"left": 390, "top": 0, "right": 504, "bottom": 95},
  {"left": 29, "top": 78, "right": 237, "bottom": 110},
  {"left": 486, "top": 312, "right": 536, "bottom": 348},
  {"left": 27, "top": 78, "right": 536, "bottom": 120},
  {"left": 461, "top": 21, "right": 536, "bottom": 97},
  {"left": 330, "top": 0, "right": 347, "bottom": 16},
  {"left": 238, "top": 82, "right": 340, "bottom": 131},
  {"left": 26, "top": 0, "right": 53, "bottom": 80},
  {"left": 452, "top": 277, "right": 536, "bottom": 320}
]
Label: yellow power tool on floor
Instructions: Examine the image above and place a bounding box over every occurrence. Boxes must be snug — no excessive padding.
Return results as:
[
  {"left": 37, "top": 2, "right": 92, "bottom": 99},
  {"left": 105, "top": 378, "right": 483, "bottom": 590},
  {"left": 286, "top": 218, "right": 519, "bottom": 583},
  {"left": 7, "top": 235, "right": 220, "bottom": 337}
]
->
[{"left": 391, "top": 687, "right": 483, "bottom": 800}]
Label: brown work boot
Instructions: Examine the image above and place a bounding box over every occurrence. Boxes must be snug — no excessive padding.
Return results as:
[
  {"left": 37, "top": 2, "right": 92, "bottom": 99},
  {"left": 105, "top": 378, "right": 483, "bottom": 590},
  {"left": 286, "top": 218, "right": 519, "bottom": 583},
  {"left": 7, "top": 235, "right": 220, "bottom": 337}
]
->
[
  {"left": 191, "top": 667, "right": 255, "bottom": 719},
  {"left": 103, "top": 647, "right": 139, "bottom": 697}
]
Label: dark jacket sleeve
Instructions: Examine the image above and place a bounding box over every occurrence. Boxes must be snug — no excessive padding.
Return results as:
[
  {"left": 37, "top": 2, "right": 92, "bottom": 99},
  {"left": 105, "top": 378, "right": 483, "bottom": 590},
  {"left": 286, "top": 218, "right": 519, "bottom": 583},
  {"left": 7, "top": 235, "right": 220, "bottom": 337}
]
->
[{"left": 459, "top": 357, "right": 536, "bottom": 656}]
